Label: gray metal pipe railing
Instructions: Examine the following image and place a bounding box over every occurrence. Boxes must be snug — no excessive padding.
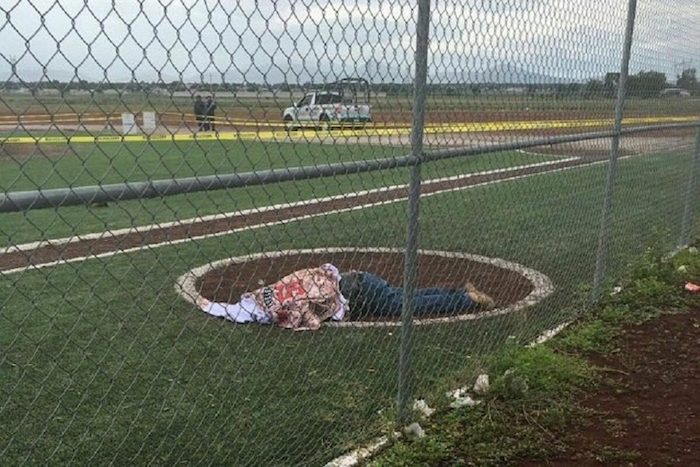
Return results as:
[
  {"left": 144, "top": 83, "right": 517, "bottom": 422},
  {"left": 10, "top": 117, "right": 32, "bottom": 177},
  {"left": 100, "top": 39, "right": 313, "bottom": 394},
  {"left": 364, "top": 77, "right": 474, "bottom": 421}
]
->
[{"left": 1, "top": 121, "right": 698, "bottom": 214}]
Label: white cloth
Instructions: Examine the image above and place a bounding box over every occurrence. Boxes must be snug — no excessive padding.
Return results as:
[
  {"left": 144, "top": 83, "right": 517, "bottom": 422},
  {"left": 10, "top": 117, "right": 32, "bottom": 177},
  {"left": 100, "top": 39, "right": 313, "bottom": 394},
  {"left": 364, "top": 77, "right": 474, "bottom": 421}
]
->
[{"left": 201, "top": 295, "right": 273, "bottom": 324}]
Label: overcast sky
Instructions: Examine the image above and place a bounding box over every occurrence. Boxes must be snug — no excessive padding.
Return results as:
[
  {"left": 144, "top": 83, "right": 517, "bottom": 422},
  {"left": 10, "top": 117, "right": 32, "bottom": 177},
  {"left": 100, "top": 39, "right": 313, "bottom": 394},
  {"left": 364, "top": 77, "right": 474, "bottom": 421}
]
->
[{"left": 0, "top": 0, "right": 698, "bottom": 84}]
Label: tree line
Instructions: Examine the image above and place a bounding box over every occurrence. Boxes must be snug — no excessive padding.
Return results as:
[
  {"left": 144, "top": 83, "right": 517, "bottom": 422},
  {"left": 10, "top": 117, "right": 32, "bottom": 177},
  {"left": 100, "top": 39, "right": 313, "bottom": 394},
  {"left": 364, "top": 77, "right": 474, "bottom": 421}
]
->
[
  {"left": 2, "top": 69, "right": 697, "bottom": 98},
  {"left": 578, "top": 69, "right": 698, "bottom": 98}
]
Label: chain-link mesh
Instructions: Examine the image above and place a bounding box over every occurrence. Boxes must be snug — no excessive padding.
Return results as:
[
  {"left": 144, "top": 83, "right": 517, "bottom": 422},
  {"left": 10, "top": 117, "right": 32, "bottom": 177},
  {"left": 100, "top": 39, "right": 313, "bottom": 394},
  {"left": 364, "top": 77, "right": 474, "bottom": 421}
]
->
[{"left": 1, "top": 0, "right": 699, "bottom": 464}]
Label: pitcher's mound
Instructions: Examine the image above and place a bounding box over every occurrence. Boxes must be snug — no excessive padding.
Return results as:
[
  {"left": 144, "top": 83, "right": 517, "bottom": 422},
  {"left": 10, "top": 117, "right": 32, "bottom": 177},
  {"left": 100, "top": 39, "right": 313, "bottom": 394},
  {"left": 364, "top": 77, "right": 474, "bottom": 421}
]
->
[{"left": 178, "top": 248, "right": 554, "bottom": 326}]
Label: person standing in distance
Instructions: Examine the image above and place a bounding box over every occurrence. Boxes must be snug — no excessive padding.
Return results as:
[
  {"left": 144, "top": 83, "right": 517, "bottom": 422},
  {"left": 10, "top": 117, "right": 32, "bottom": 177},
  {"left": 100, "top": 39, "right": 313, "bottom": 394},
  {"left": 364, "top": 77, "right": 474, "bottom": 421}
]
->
[
  {"left": 205, "top": 95, "right": 217, "bottom": 131},
  {"left": 193, "top": 95, "right": 205, "bottom": 131}
]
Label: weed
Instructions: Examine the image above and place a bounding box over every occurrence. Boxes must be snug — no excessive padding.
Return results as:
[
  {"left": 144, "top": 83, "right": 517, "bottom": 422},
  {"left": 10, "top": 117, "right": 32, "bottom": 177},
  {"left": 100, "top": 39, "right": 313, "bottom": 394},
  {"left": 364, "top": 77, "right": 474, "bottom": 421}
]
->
[{"left": 554, "top": 318, "right": 619, "bottom": 353}]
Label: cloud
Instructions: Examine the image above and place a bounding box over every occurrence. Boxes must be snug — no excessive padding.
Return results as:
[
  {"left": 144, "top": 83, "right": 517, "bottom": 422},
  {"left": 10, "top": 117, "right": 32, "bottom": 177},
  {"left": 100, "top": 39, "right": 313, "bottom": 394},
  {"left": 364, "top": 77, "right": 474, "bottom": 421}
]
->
[{"left": 0, "top": 0, "right": 697, "bottom": 84}]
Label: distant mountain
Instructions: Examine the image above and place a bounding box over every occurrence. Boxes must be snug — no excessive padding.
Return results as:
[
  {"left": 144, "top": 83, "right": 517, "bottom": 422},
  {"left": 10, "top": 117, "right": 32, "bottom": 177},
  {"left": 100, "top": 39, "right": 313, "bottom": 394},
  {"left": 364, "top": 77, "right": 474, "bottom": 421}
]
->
[{"left": 0, "top": 61, "right": 579, "bottom": 86}]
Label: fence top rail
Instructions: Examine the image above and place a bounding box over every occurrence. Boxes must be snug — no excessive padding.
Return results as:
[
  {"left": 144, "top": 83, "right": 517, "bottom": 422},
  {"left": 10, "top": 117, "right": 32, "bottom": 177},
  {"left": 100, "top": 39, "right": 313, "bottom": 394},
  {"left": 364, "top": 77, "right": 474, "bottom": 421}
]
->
[{"left": 1, "top": 121, "right": 698, "bottom": 214}]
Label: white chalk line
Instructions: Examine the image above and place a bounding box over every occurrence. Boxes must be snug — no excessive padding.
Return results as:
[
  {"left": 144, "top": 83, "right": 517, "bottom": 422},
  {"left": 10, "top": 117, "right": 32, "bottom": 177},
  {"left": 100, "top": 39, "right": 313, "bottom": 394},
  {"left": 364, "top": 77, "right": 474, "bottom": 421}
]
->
[
  {"left": 325, "top": 434, "right": 397, "bottom": 467},
  {"left": 1, "top": 157, "right": 576, "bottom": 255},
  {"left": 516, "top": 140, "right": 694, "bottom": 159},
  {"left": 324, "top": 315, "right": 575, "bottom": 467},
  {"left": 516, "top": 148, "right": 573, "bottom": 159}
]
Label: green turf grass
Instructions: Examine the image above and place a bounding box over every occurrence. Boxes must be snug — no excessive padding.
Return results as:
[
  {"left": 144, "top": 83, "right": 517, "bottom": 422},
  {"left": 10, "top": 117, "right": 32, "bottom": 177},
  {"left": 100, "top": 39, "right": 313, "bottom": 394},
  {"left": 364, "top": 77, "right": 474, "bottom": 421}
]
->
[{"left": 1, "top": 145, "right": 697, "bottom": 465}]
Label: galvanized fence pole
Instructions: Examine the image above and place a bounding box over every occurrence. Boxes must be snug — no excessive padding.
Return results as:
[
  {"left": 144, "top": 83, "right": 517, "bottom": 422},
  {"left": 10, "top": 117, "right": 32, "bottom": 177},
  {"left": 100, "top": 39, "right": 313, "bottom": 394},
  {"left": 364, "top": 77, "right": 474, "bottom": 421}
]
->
[
  {"left": 679, "top": 121, "right": 700, "bottom": 248},
  {"left": 397, "top": 0, "right": 432, "bottom": 425},
  {"left": 592, "top": 0, "right": 638, "bottom": 301}
]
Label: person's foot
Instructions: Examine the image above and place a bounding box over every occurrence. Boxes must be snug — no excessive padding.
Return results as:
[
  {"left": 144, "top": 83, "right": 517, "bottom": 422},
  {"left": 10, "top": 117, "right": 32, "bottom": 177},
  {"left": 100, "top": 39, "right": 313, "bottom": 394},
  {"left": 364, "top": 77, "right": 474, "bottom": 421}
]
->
[
  {"left": 465, "top": 283, "right": 496, "bottom": 310},
  {"left": 196, "top": 296, "right": 211, "bottom": 310}
]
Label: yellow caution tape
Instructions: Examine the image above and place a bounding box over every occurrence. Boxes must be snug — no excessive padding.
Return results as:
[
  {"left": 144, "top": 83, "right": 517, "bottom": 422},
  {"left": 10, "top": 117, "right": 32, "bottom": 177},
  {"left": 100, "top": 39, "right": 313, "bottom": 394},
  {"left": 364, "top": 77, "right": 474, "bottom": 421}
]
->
[{"left": 0, "top": 116, "right": 696, "bottom": 145}]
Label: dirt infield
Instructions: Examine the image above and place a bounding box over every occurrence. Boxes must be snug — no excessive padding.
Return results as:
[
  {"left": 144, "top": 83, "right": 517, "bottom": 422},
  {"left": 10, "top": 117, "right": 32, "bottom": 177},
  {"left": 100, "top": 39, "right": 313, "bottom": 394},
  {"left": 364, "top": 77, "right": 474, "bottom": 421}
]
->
[
  {"left": 0, "top": 142, "right": 77, "bottom": 160},
  {"left": 195, "top": 251, "right": 534, "bottom": 321}
]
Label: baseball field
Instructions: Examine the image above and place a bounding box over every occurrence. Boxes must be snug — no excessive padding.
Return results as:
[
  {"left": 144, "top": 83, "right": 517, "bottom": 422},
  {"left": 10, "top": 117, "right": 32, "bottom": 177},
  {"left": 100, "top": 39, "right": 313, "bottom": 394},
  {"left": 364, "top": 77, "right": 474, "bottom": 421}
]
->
[{"left": 1, "top": 94, "right": 699, "bottom": 465}]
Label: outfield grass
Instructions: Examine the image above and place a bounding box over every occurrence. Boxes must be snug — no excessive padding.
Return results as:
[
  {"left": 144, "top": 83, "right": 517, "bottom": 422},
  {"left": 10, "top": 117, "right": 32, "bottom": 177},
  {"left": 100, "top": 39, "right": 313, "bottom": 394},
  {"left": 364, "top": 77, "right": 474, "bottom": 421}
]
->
[
  {"left": 0, "top": 141, "right": 553, "bottom": 246},
  {"left": 1, "top": 144, "right": 697, "bottom": 465}
]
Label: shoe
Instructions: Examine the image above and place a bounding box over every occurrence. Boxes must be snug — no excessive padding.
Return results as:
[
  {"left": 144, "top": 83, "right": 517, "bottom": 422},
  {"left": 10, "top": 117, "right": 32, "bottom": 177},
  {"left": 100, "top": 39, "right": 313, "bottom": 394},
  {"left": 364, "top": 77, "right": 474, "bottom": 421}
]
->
[{"left": 465, "top": 283, "right": 496, "bottom": 310}]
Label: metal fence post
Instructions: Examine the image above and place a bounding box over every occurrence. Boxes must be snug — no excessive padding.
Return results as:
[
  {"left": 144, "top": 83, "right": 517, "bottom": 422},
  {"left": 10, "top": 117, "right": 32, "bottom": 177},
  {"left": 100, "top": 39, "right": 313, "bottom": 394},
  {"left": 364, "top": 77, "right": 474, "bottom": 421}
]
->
[
  {"left": 679, "top": 122, "right": 700, "bottom": 247},
  {"left": 397, "top": 0, "right": 432, "bottom": 425},
  {"left": 592, "top": 0, "right": 638, "bottom": 301}
]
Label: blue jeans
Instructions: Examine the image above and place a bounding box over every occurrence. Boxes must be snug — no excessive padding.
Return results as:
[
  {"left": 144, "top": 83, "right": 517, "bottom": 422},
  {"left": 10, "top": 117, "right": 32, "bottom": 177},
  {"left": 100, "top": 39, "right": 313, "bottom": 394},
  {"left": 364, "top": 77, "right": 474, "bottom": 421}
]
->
[{"left": 341, "top": 272, "right": 475, "bottom": 317}]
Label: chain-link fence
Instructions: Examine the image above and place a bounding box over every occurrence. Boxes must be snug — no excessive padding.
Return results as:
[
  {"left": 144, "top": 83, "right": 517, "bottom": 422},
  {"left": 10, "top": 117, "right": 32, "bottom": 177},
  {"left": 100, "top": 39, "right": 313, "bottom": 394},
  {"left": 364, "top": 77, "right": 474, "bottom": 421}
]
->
[{"left": 1, "top": 0, "right": 699, "bottom": 465}]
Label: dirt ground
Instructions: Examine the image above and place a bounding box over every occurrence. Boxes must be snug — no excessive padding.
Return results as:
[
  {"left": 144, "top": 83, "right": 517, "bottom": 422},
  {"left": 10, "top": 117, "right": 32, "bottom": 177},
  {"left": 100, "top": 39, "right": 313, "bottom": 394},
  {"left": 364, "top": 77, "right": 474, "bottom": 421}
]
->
[
  {"left": 0, "top": 142, "right": 77, "bottom": 160},
  {"left": 196, "top": 251, "right": 534, "bottom": 321},
  {"left": 518, "top": 309, "right": 700, "bottom": 466}
]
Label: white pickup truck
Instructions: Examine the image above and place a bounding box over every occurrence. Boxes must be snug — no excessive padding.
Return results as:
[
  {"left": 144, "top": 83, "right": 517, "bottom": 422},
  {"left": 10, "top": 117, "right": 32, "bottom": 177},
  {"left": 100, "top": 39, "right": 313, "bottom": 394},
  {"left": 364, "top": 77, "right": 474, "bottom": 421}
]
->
[{"left": 282, "top": 88, "right": 372, "bottom": 130}]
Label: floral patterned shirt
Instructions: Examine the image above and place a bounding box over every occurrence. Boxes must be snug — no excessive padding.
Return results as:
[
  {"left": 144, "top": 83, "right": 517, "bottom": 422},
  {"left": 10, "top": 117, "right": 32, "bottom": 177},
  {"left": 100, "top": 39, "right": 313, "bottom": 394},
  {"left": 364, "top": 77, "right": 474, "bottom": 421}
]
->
[{"left": 246, "top": 263, "right": 348, "bottom": 330}]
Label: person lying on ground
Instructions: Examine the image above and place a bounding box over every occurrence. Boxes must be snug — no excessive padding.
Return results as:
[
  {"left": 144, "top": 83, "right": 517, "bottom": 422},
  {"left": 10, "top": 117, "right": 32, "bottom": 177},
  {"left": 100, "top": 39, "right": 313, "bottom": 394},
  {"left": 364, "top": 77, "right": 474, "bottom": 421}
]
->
[
  {"left": 339, "top": 270, "right": 495, "bottom": 318},
  {"left": 196, "top": 265, "right": 496, "bottom": 330}
]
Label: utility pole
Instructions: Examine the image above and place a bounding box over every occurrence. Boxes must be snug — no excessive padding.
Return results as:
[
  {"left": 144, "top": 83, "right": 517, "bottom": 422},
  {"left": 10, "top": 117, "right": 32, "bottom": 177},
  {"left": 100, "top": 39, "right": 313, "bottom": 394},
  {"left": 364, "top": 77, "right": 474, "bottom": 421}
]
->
[{"left": 675, "top": 60, "right": 693, "bottom": 79}]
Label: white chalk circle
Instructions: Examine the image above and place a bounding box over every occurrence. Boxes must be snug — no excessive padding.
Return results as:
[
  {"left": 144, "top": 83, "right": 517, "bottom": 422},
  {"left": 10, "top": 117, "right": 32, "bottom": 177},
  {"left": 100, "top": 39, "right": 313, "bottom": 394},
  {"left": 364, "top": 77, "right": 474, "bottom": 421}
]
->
[{"left": 174, "top": 247, "right": 554, "bottom": 327}]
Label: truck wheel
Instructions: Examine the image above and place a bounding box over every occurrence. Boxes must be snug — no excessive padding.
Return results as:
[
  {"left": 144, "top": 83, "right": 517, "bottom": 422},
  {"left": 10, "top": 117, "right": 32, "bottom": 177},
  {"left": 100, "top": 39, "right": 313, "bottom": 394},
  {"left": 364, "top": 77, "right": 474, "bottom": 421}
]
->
[
  {"left": 319, "top": 113, "right": 331, "bottom": 131},
  {"left": 283, "top": 115, "right": 297, "bottom": 131}
]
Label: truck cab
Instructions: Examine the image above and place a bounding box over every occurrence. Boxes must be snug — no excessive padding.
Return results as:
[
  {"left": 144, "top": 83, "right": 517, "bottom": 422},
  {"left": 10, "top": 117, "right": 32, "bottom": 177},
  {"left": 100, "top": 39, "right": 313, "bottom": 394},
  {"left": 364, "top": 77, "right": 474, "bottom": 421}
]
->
[{"left": 282, "top": 78, "right": 372, "bottom": 130}]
